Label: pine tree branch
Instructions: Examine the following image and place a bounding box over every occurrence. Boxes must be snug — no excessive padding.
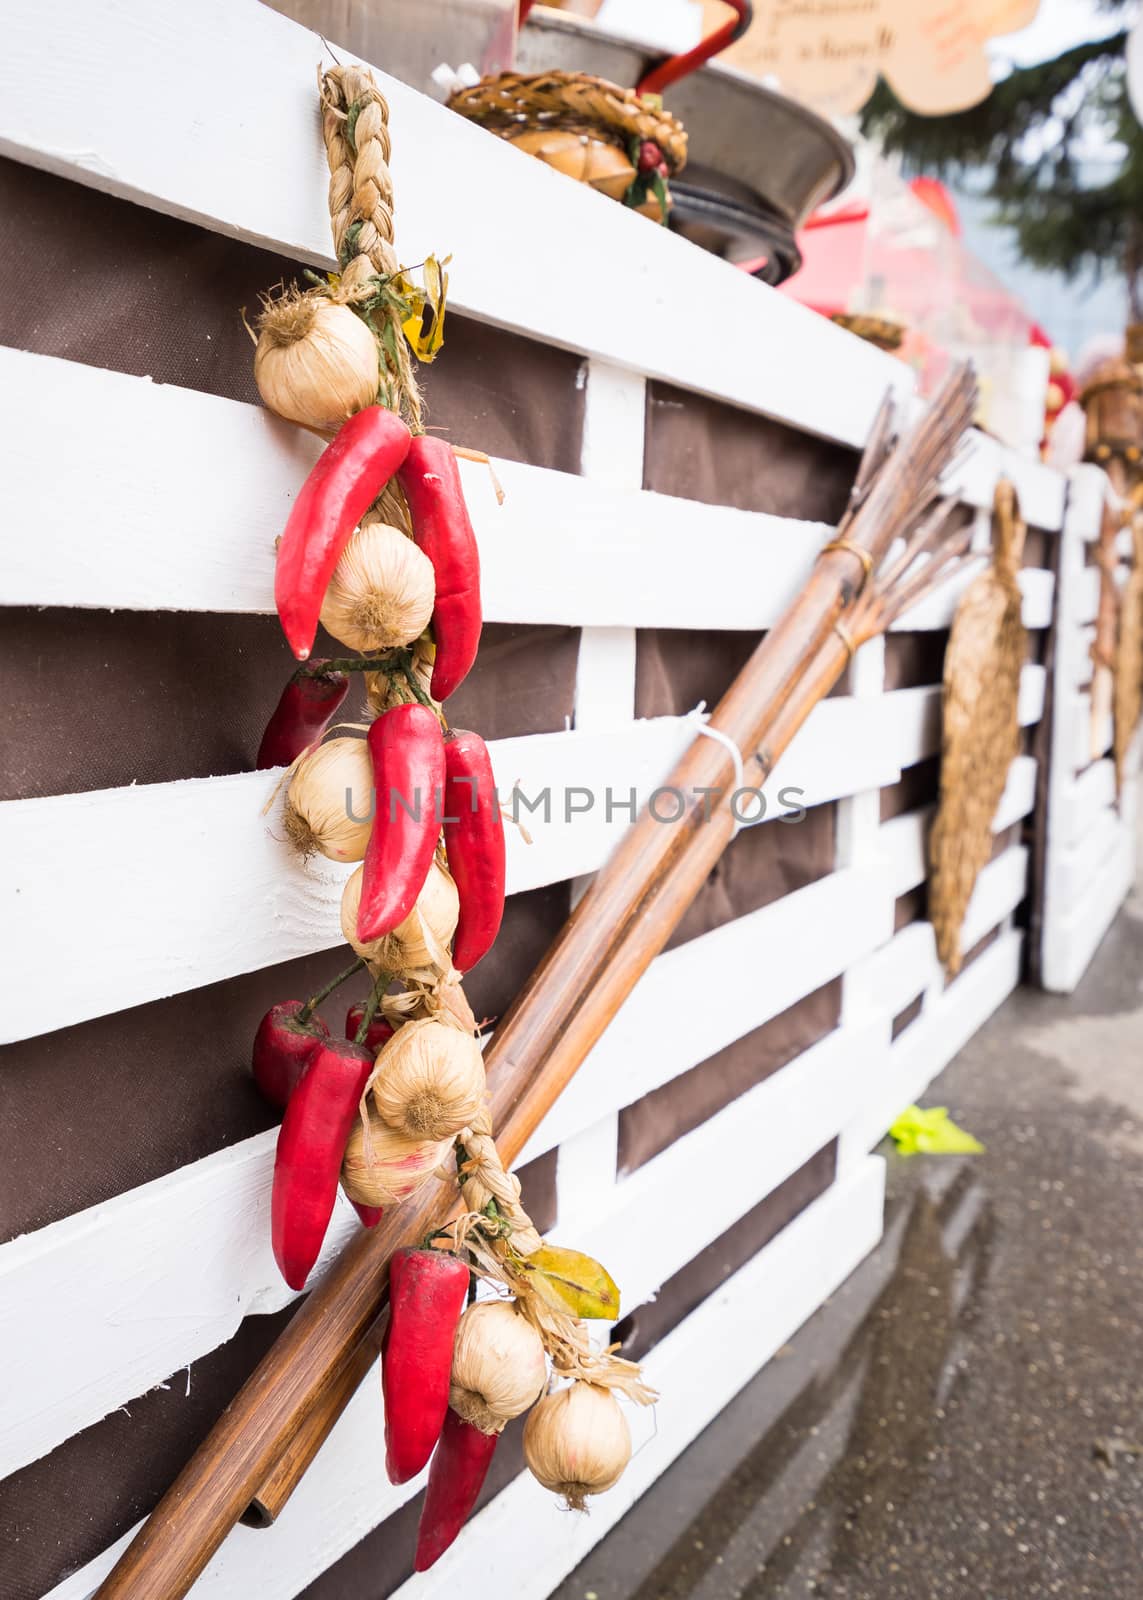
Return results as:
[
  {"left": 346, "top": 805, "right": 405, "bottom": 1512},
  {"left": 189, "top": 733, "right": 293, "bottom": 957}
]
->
[
  {"left": 860, "top": 21, "right": 1141, "bottom": 295},
  {"left": 861, "top": 33, "right": 1128, "bottom": 174}
]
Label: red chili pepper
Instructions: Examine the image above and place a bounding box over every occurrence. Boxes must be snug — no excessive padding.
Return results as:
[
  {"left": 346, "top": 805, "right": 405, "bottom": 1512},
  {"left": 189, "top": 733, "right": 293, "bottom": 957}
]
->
[
  {"left": 251, "top": 1001, "right": 329, "bottom": 1109},
  {"left": 256, "top": 664, "right": 349, "bottom": 770},
  {"left": 638, "top": 139, "right": 664, "bottom": 174},
  {"left": 271, "top": 1037, "right": 374, "bottom": 1290},
  {"left": 442, "top": 730, "right": 505, "bottom": 973},
  {"left": 344, "top": 1002, "right": 395, "bottom": 1054},
  {"left": 276, "top": 406, "right": 412, "bottom": 661},
  {"left": 414, "top": 1407, "right": 499, "bottom": 1571},
  {"left": 382, "top": 1248, "right": 471, "bottom": 1485},
  {"left": 357, "top": 703, "right": 446, "bottom": 943},
  {"left": 397, "top": 435, "right": 482, "bottom": 702}
]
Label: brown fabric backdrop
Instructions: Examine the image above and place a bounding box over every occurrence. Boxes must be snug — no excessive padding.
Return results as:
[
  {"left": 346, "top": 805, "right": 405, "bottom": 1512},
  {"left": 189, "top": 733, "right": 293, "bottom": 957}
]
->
[{"left": 614, "top": 391, "right": 855, "bottom": 1175}]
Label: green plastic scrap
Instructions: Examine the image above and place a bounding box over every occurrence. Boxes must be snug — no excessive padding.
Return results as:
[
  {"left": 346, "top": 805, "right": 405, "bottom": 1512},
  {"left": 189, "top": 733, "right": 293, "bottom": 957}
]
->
[{"left": 888, "top": 1103, "right": 984, "bottom": 1156}]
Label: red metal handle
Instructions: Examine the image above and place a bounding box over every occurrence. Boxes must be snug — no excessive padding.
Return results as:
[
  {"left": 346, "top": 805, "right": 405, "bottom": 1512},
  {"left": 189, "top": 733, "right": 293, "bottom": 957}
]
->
[{"left": 637, "top": 0, "right": 752, "bottom": 97}]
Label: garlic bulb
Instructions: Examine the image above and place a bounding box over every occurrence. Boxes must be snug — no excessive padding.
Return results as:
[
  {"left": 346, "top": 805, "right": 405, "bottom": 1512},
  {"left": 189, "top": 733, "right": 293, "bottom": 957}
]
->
[
  {"left": 341, "top": 860, "right": 459, "bottom": 973},
  {"left": 340, "top": 1110, "right": 449, "bottom": 1207},
  {"left": 254, "top": 291, "right": 380, "bottom": 431},
  {"left": 523, "top": 1382, "right": 631, "bottom": 1510},
  {"left": 449, "top": 1301, "right": 548, "bottom": 1434},
  {"left": 371, "top": 1017, "right": 485, "bottom": 1141},
  {"left": 319, "top": 522, "right": 435, "bottom": 654},
  {"left": 284, "top": 737, "right": 374, "bottom": 862}
]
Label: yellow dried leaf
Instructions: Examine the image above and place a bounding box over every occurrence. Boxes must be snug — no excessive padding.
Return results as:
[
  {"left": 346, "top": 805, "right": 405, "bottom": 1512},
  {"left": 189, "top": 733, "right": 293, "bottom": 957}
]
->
[
  {"left": 889, "top": 1104, "right": 984, "bottom": 1156},
  {"left": 518, "top": 1243, "right": 621, "bottom": 1320},
  {"left": 400, "top": 253, "right": 449, "bottom": 362}
]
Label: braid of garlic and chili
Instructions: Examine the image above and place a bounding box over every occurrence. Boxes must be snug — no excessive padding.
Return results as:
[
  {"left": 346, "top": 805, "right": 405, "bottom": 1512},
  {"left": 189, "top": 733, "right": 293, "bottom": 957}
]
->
[{"left": 243, "top": 63, "right": 654, "bottom": 1564}]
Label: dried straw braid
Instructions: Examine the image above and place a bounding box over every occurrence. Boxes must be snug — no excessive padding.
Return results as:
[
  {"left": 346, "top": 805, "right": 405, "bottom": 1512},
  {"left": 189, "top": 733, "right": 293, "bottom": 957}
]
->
[
  {"left": 457, "top": 1113, "right": 544, "bottom": 1256},
  {"left": 929, "top": 480, "right": 1027, "bottom": 978},
  {"left": 449, "top": 71, "right": 687, "bottom": 173},
  {"left": 320, "top": 65, "right": 423, "bottom": 431},
  {"left": 1113, "top": 509, "right": 1143, "bottom": 792}
]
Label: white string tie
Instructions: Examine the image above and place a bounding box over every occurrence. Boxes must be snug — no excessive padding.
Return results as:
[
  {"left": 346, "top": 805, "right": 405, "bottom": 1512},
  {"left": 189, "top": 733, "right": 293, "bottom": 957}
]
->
[{"left": 684, "top": 702, "right": 765, "bottom": 835}]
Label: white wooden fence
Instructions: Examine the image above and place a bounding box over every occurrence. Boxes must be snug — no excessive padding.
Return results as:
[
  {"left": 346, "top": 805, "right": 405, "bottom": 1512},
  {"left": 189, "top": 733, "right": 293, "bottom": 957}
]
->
[
  {"left": 0, "top": 1, "right": 1122, "bottom": 1597},
  {"left": 1040, "top": 465, "right": 1139, "bottom": 992}
]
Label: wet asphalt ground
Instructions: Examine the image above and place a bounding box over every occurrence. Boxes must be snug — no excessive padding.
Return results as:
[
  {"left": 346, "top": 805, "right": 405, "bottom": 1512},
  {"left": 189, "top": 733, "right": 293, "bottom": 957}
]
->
[{"left": 553, "top": 874, "right": 1143, "bottom": 1600}]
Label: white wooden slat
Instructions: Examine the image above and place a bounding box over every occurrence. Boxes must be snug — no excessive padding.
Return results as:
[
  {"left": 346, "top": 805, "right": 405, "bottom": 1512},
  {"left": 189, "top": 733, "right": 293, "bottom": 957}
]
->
[
  {"left": 891, "top": 564, "right": 1054, "bottom": 632},
  {"left": 1070, "top": 691, "right": 1112, "bottom": 769},
  {"left": 0, "top": 869, "right": 883, "bottom": 1475},
  {"left": 516, "top": 866, "right": 894, "bottom": 1165},
  {"left": 951, "top": 433, "right": 1066, "bottom": 533},
  {"left": 844, "top": 841, "right": 1029, "bottom": 1037},
  {"left": 960, "top": 844, "right": 1029, "bottom": 952},
  {"left": 0, "top": 1126, "right": 341, "bottom": 1481},
  {"left": 0, "top": 0, "right": 910, "bottom": 447},
  {"left": 0, "top": 350, "right": 1063, "bottom": 632},
  {"left": 0, "top": 721, "right": 686, "bottom": 1044},
  {"left": 842, "top": 927, "right": 1024, "bottom": 1162},
  {"left": 1073, "top": 566, "right": 1103, "bottom": 626},
  {"left": 1039, "top": 462, "right": 1133, "bottom": 992},
  {"left": 1065, "top": 758, "right": 1117, "bottom": 846},
  {"left": 1070, "top": 462, "right": 1117, "bottom": 543},
  {"left": 878, "top": 755, "right": 1038, "bottom": 899},
  {"left": 885, "top": 666, "right": 1046, "bottom": 775},
  {"left": 557, "top": 359, "right": 644, "bottom": 1224},
  {"left": 846, "top": 920, "right": 937, "bottom": 1021},
  {"left": 1054, "top": 804, "right": 1128, "bottom": 913},
  {"left": 0, "top": 350, "right": 1063, "bottom": 634},
  {"left": 574, "top": 1017, "right": 884, "bottom": 1315},
  {"left": 1041, "top": 827, "right": 1135, "bottom": 994},
  {"left": 0, "top": 688, "right": 921, "bottom": 1046},
  {"left": 0, "top": 347, "right": 838, "bottom": 628},
  {"left": 44, "top": 1157, "right": 887, "bottom": 1600},
  {"left": 834, "top": 634, "right": 885, "bottom": 1035}
]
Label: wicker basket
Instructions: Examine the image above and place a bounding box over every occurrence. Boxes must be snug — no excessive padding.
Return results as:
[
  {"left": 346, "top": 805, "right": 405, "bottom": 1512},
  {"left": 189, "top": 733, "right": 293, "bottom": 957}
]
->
[
  {"left": 449, "top": 69, "right": 687, "bottom": 222},
  {"left": 831, "top": 312, "right": 905, "bottom": 352}
]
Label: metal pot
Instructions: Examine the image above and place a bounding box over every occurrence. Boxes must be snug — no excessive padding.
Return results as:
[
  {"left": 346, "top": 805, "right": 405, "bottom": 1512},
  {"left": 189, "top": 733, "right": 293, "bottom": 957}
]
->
[{"left": 515, "top": 8, "right": 854, "bottom": 282}]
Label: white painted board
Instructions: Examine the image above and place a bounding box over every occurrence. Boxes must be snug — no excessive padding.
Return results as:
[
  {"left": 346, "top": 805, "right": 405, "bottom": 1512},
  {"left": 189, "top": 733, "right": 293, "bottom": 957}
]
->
[
  {"left": 0, "top": 689, "right": 925, "bottom": 1045},
  {"left": 0, "top": 0, "right": 910, "bottom": 444},
  {"left": 0, "top": 347, "right": 836, "bottom": 630}
]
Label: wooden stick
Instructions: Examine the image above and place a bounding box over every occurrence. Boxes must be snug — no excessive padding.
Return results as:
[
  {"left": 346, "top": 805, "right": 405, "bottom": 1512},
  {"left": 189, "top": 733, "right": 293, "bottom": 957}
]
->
[
  {"left": 241, "top": 1312, "right": 388, "bottom": 1527},
  {"left": 93, "top": 367, "right": 976, "bottom": 1600}
]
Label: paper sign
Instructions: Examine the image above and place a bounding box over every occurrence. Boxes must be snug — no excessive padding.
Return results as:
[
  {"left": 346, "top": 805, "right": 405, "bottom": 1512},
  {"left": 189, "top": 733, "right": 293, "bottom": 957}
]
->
[{"left": 704, "top": 0, "right": 1041, "bottom": 116}]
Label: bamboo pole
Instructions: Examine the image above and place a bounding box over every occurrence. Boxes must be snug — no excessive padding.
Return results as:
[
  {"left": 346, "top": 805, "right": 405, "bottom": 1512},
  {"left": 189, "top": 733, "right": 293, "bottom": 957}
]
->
[{"left": 93, "top": 366, "right": 976, "bottom": 1600}]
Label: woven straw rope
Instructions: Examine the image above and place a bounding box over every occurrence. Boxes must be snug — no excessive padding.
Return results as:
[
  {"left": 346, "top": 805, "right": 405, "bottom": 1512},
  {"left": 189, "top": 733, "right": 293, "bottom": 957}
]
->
[
  {"left": 450, "top": 70, "right": 687, "bottom": 172},
  {"left": 320, "top": 65, "right": 423, "bottom": 431},
  {"left": 929, "top": 482, "right": 1027, "bottom": 978},
  {"left": 458, "top": 1114, "right": 543, "bottom": 1257}
]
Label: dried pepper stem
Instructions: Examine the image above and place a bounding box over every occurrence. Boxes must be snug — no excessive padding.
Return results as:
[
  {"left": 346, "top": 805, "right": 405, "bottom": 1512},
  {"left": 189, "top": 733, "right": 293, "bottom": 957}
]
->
[{"left": 299, "top": 955, "right": 367, "bottom": 1024}]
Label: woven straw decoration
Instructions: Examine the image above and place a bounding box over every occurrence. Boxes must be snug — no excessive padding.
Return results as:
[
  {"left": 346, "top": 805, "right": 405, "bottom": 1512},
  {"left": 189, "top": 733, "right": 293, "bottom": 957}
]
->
[
  {"left": 929, "top": 481, "right": 1027, "bottom": 978},
  {"left": 449, "top": 71, "right": 687, "bottom": 169},
  {"left": 1113, "top": 505, "right": 1143, "bottom": 791}
]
